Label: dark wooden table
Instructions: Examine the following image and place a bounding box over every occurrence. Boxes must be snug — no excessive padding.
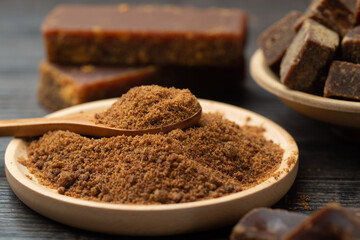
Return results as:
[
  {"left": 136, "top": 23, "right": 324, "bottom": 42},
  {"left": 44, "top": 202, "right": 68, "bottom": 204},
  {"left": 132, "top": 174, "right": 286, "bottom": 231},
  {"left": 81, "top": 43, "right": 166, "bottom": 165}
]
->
[{"left": 1, "top": 0, "right": 359, "bottom": 239}]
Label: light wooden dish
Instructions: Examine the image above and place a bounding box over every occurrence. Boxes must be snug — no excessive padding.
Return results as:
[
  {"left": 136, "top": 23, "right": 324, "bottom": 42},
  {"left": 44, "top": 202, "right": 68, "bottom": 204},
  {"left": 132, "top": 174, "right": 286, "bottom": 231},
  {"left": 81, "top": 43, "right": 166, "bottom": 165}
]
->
[
  {"left": 251, "top": 49, "right": 360, "bottom": 128},
  {"left": 5, "top": 98, "right": 299, "bottom": 236}
]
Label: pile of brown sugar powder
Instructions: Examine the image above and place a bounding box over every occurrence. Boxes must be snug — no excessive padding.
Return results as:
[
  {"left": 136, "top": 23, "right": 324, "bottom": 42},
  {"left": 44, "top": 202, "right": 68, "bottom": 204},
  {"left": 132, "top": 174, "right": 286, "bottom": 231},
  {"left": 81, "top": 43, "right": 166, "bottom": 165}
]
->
[
  {"left": 22, "top": 85, "right": 284, "bottom": 205},
  {"left": 94, "top": 85, "right": 201, "bottom": 130}
]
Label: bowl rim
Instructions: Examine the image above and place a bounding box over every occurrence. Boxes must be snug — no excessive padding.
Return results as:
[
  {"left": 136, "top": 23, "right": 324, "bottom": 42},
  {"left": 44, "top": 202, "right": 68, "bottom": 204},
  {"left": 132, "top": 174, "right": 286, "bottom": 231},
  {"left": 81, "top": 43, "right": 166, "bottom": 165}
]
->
[{"left": 250, "top": 49, "right": 360, "bottom": 113}]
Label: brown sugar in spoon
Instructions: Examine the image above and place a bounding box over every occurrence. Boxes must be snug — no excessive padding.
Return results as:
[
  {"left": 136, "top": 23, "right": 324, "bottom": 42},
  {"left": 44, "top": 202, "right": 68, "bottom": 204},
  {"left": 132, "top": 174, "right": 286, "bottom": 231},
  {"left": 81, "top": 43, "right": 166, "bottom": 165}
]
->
[
  {"left": 0, "top": 108, "right": 202, "bottom": 138},
  {"left": 0, "top": 86, "right": 202, "bottom": 138}
]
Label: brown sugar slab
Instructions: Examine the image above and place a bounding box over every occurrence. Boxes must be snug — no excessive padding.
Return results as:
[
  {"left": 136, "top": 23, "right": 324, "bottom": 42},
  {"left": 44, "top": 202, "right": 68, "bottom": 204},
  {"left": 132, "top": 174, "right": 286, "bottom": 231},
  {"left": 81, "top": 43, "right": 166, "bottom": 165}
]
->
[
  {"left": 5, "top": 98, "right": 298, "bottom": 236},
  {"left": 38, "top": 61, "right": 157, "bottom": 111},
  {"left": 42, "top": 5, "right": 247, "bottom": 67}
]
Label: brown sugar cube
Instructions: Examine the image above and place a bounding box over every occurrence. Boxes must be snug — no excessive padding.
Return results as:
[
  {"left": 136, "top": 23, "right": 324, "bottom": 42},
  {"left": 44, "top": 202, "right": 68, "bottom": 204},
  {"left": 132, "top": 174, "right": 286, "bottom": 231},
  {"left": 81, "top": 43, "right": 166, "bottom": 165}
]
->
[
  {"left": 41, "top": 5, "right": 247, "bottom": 67},
  {"left": 38, "top": 61, "right": 157, "bottom": 111},
  {"left": 294, "top": 0, "right": 354, "bottom": 37},
  {"left": 341, "top": 26, "right": 360, "bottom": 63},
  {"left": 280, "top": 19, "right": 339, "bottom": 92},
  {"left": 285, "top": 204, "right": 360, "bottom": 240},
  {"left": 258, "top": 11, "right": 303, "bottom": 73},
  {"left": 230, "top": 208, "right": 307, "bottom": 240},
  {"left": 324, "top": 61, "right": 360, "bottom": 100}
]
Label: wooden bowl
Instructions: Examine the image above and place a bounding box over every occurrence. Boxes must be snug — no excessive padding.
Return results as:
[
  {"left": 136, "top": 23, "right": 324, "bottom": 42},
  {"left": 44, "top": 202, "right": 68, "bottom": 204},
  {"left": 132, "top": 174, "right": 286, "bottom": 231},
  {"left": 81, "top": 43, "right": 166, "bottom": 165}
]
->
[
  {"left": 250, "top": 49, "right": 360, "bottom": 128},
  {"left": 5, "top": 98, "right": 298, "bottom": 236}
]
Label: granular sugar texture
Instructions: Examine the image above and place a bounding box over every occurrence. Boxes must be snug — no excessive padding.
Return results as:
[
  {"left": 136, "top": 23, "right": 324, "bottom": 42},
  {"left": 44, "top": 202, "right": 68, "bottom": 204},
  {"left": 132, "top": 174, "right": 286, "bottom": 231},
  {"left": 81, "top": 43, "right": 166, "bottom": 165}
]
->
[
  {"left": 94, "top": 85, "right": 201, "bottom": 130},
  {"left": 24, "top": 113, "right": 284, "bottom": 205}
]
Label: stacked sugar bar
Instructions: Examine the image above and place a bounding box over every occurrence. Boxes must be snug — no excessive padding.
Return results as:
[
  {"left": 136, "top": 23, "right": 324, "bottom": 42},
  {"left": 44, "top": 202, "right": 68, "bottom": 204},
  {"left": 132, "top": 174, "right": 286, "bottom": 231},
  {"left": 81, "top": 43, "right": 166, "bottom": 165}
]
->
[{"left": 39, "top": 4, "right": 247, "bottom": 110}]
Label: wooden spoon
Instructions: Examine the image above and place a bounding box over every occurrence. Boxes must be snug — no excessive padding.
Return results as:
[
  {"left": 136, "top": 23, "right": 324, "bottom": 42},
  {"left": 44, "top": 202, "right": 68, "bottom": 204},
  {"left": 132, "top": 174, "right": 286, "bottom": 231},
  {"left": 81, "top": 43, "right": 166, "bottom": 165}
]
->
[{"left": 0, "top": 109, "right": 202, "bottom": 137}]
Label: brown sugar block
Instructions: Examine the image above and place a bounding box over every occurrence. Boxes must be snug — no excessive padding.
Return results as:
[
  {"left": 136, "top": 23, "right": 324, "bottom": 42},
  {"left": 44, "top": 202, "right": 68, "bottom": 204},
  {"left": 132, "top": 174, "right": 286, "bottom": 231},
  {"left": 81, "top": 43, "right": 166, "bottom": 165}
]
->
[
  {"left": 341, "top": 26, "right": 360, "bottom": 63},
  {"left": 285, "top": 204, "right": 360, "bottom": 240},
  {"left": 230, "top": 208, "right": 307, "bottom": 240},
  {"left": 38, "top": 61, "right": 157, "bottom": 111},
  {"left": 280, "top": 19, "right": 339, "bottom": 92},
  {"left": 231, "top": 205, "right": 360, "bottom": 240},
  {"left": 258, "top": 11, "right": 303, "bottom": 73},
  {"left": 294, "top": 0, "right": 354, "bottom": 37},
  {"left": 324, "top": 61, "right": 360, "bottom": 100},
  {"left": 41, "top": 5, "right": 247, "bottom": 67}
]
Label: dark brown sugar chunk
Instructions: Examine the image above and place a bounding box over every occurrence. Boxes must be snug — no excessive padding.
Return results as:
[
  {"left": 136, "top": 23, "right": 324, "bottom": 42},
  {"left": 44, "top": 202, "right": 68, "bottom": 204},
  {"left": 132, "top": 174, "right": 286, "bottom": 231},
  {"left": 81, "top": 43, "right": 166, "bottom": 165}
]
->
[
  {"left": 42, "top": 5, "right": 247, "bottom": 67},
  {"left": 324, "top": 61, "right": 360, "bottom": 100},
  {"left": 38, "top": 61, "right": 157, "bottom": 111},
  {"left": 285, "top": 205, "right": 360, "bottom": 240},
  {"left": 341, "top": 26, "right": 360, "bottom": 63},
  {"left": 294, "top": 0, "right": 354, "bottom": 37},
  {"left": 230, "top": 208, "right": 307, "bottom": 240},
  {"left": 230, "top": 205, "right": 360, "bottom": 240},
  {"left": 280, "top": 19, "right": 339, "bottom": 92},
  {"left": 258, "top": 11, "right": 303, "bottom": 73}
]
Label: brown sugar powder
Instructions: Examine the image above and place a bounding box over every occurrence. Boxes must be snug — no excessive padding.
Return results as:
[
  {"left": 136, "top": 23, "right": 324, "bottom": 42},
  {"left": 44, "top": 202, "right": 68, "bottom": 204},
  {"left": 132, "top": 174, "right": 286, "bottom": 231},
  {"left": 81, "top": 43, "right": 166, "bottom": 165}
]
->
[
  {"left": 94, "top": 85, "right": 201, "bottom": 130},
  {"left": 23, "top": 113, "right": 284, "bottom": 205}
]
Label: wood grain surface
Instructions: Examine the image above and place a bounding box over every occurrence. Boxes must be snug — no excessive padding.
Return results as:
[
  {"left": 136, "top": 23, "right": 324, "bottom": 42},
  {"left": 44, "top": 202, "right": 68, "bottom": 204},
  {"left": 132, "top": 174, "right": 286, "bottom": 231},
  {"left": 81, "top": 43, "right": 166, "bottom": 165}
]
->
[{"left": 1, "top": 0, "right": 359, "bottom": 239}]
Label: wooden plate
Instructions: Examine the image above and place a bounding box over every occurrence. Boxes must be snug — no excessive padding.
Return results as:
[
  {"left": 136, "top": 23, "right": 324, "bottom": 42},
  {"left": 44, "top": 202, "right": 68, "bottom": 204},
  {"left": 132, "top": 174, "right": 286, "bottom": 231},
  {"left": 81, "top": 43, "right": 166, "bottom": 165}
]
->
[
  {"left": 250, "top": 49, "right": 360, "bottom": 128},
  {"left": 5, "top": 98, "right": 298, "bottom": 236}
]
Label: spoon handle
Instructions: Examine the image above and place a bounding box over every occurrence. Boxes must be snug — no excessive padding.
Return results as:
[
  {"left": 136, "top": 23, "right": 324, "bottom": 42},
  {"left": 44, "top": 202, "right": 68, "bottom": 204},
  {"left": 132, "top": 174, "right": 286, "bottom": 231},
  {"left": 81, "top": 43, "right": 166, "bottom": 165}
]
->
[
  {"left": 0, "top": 109, "right": 202, "bottom": 138},
  {"left": 0, "top": 117, "right": 83, "bottom": 137}
]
